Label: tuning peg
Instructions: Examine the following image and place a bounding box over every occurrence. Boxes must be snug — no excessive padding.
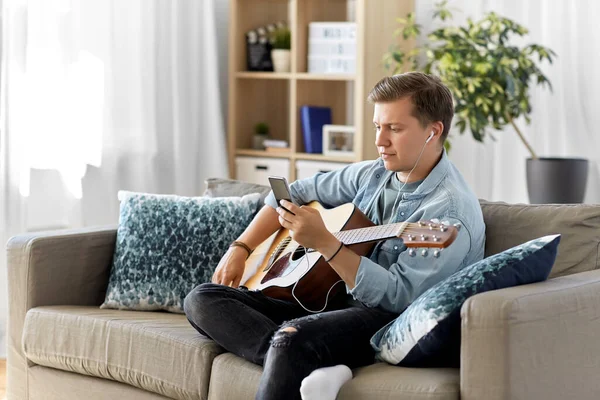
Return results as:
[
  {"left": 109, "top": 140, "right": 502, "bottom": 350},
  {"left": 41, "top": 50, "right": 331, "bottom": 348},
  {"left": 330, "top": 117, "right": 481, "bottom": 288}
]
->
[
  {"left": 453, "top": 223, "right": 461, "bottom": 231},
  {"left": 433, "top": 249, "right": 441, "bottom": 258},
  {"left": 439, "top": 225, "right": 448, "bottom": 232},
  {"left": 432, "top": 235, "right": 440, "bottom": 242},
  {"left": 408, "top": 249, "right": 416, "bottom": 257},
  {"left": 421, "top": 249, "right": 428, "bottom": 257},
  {"left": 420, "top": 234, "right": 428, "bottom": 240},
  {"left": 407, "top": 234, "right": 415, "bottom": 241},
  {"left": 418, "top": 221, "right": 426, "bottom": 227}
]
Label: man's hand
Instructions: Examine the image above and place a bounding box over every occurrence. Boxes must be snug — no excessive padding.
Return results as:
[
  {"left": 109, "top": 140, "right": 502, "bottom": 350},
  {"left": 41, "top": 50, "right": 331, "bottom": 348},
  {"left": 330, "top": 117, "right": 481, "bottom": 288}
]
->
[
  {"left": 211, "top": 246, "right": 247, "bottom": 288},
  {"left": 276, "top": 200, "right": 339, "bottom": 253}
]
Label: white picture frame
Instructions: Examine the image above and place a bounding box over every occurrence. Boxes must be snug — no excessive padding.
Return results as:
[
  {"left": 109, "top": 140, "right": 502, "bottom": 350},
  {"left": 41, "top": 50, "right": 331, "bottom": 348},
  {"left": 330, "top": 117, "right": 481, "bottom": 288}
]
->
[{"left": 322, "top": 124, "right": 355, "bottom": 157}]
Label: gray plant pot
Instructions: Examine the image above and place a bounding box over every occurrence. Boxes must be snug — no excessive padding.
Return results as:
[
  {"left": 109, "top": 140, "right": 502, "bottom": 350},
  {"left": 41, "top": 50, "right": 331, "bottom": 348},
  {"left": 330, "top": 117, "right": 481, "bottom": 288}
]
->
[{"left": 526, "top": 157, "right": 589, "bottom": 204}]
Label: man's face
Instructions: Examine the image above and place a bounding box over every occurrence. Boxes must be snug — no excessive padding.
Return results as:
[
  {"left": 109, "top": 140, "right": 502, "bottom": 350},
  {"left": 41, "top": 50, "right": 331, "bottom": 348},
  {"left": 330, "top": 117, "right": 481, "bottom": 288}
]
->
[{"left": 373, "top": 97, "right": 431, "bottom": 172}]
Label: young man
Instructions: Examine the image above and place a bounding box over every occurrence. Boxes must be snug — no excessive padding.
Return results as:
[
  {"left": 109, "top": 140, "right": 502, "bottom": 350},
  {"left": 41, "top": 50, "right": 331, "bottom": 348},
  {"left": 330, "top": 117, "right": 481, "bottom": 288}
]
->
[{"left": 184, "top": 72, "right": 485, "bottom": 400}]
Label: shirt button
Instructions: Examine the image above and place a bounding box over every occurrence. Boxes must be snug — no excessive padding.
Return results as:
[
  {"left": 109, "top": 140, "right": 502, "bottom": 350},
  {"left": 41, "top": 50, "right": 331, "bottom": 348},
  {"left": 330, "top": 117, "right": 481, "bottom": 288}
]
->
[
  {"left": 376, "top": 174, "right": 380, "bottom": 179},
  {"left": 400, "top": 212, "right": 405, "bottom": 216},
  {"left": 393, "top": 246, "right": 398, "bottom": 250}
]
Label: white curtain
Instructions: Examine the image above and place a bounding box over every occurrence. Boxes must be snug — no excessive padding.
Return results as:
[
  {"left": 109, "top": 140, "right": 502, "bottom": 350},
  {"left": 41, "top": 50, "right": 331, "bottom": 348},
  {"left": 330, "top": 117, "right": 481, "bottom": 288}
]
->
[
  {"left": 416, "top": 0, "right": 600, "bottom": 204},
  {"left": 0, "top": 0, "right": 229, "bottom": 358}
]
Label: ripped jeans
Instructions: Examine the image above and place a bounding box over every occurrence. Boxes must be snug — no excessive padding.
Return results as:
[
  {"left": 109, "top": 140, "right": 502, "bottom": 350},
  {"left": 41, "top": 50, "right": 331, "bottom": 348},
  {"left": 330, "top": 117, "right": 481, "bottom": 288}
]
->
[{"left": 183, "top": 283, "right": 398, "bottom": 400}]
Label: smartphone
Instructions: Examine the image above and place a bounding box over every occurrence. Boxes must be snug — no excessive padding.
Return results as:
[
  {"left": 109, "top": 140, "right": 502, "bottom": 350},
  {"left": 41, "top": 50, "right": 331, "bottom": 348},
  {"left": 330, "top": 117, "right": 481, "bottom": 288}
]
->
[{"left": 268, "top": 175, "right": 295, "bottom": 215}]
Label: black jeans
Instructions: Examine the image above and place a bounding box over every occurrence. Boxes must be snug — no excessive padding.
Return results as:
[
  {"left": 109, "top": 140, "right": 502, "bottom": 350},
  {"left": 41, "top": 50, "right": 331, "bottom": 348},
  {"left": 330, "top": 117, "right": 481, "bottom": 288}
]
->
[{"left": 183, "top": 283, "right": 398, "bottom": 400}]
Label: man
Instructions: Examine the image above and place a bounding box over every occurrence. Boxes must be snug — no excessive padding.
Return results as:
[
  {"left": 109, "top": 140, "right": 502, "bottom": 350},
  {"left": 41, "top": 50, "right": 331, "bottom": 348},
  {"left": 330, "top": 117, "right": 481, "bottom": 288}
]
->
[{"left": 184, "top": 72, "right": 485, "bottom": 400}]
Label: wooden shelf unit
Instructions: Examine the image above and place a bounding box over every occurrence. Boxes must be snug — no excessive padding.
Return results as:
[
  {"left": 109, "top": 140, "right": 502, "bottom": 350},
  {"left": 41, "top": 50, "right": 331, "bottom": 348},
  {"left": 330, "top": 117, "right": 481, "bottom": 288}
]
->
[{"left": 227, "top": 0, "right": 414, "bottom": 181}]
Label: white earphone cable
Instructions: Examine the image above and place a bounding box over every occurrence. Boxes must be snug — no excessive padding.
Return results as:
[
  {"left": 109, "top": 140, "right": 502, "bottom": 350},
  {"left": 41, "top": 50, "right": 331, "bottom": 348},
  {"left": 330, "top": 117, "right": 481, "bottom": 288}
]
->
[
  {"left": 291, "top": 245, "right": 344, "bottom": 313},
  {"left": 389, "top": 132, "right": 432, "bottom": 220}
]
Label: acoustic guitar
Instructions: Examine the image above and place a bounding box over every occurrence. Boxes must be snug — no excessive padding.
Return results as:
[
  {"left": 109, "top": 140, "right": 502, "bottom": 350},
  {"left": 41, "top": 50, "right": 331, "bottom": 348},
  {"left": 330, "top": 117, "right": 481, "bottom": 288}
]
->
[{"left": 241, "top": 201, "right": 458, "bottom": 310}]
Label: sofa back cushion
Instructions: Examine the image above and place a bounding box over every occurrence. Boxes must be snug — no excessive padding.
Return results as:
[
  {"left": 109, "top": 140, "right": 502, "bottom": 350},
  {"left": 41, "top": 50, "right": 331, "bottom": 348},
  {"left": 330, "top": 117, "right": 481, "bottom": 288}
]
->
[
  {"left": 204, "top": 178, "right": 271, "bottom": 206},
  {"left": 480, "top": 200, "right": 600, "bottom": 278}
]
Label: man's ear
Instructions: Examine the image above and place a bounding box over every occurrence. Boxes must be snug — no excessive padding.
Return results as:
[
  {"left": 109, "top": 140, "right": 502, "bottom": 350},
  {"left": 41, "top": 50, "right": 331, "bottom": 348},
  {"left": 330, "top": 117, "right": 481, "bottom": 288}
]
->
[{"left": 430, "top": 122, "right": 444, "bottom": 140}]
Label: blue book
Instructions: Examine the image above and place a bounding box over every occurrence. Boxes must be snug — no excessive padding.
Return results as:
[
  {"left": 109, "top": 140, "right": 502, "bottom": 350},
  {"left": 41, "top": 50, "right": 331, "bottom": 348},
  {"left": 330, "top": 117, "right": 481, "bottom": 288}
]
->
[{"left": 300, "top": 106, "right": 332, "bottom": 153}]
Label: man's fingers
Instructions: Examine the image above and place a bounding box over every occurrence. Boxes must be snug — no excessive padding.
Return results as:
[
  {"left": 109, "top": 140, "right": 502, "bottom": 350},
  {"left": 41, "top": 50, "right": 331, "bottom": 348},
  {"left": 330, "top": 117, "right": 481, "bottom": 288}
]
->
[
  {"left": 277, "top": 208, "right": 294, "bottom": 224},
  {"left": 232, "top": 275, "right": 242, "bottom": 289},
  {"left": 211, "top": 270, "right": 221, "bottom": 284},
  {"left": 278, "top": 215, "right": 292, "bottom": 229},
  {"left": 279, "top": 199, "right": 300, "bottom": 215}
]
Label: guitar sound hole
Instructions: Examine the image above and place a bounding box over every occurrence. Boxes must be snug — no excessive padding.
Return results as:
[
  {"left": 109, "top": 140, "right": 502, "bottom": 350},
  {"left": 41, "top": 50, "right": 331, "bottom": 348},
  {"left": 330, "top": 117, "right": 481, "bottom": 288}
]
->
[{"left": 290, "top": 246, "right": 308, "bottom": 261}]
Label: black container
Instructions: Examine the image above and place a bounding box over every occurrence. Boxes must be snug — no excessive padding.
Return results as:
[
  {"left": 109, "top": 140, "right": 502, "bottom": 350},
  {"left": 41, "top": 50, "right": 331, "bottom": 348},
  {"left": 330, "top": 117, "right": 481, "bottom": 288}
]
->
[{"left": 526, "top": 157, "right": 589, "bottom": 204}]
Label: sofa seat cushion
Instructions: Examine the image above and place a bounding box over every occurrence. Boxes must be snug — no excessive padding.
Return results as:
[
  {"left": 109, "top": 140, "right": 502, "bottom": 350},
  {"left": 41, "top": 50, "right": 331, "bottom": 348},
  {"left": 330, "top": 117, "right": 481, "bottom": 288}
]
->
[
  {"left": 208, "top": 353, "right": 459, "bottom": 400},
  {"left": 22, "top": 305, "right": 224, "bottom": 400}
]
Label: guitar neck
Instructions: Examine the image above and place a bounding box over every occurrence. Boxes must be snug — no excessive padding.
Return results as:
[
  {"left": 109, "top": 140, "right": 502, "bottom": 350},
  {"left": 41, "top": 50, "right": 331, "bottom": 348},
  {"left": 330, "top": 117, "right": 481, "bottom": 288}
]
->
[{"left": 333, "top": 222, "right": 408, "bottom": 245}]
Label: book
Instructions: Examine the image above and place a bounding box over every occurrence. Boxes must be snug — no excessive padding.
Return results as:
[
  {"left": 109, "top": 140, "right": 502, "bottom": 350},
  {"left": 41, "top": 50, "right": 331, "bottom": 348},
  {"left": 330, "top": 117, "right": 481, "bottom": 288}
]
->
[{"left": 300, "top": 106, "right": 332, "bottom": 153}]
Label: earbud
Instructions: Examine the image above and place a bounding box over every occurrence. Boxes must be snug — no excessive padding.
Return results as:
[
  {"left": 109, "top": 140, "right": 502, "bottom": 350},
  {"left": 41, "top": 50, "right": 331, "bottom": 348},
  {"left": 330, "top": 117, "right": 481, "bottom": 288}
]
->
[{"left": 425, "top": 131, "right": 435, "bottom": 143}]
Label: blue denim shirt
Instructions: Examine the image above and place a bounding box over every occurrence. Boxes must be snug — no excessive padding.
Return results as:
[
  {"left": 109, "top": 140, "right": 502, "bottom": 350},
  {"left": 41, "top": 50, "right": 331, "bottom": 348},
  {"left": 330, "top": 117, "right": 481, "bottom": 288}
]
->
[{"left": 264, "top": 150, "right": 486, "bottom": 313}]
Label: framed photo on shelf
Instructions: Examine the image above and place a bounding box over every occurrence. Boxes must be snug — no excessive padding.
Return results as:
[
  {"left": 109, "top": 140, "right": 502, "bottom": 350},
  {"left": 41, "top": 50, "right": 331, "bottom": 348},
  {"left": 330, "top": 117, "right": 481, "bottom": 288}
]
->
[{"left": 322, "top": 124, "right": 355, "bottom": 157}]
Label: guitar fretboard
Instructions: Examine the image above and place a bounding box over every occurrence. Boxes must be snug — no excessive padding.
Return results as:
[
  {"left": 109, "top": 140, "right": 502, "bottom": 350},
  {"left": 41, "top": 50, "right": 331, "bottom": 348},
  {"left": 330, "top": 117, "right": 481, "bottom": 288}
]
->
[{"left": 333, "top": 222, "right": 408, "bottom": 245}]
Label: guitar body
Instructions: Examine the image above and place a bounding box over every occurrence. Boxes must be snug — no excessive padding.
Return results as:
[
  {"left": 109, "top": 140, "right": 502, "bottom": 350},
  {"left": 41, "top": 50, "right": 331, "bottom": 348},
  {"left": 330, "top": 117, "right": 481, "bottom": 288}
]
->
[{"left": 242, "top": 201, "right": 376, "bottom": 310}]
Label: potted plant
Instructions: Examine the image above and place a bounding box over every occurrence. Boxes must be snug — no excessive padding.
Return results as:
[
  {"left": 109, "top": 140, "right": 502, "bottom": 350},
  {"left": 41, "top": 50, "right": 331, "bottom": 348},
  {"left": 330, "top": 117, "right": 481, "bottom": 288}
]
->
[
  {"left": 253, "top": 122, "right": 270, "bottom": 150},
  {"left": 384, "top": 1, "right": 588, "bottom": 204},
  {"left": 270, "top": 26, "right": 291, "bottom": 73}
]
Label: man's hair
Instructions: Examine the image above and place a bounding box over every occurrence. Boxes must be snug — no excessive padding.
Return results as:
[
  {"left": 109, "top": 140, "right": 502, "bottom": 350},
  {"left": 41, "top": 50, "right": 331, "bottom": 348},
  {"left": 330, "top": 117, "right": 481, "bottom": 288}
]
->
[{"left": 367, "top": 72, "right": 454, "bottom": 142}]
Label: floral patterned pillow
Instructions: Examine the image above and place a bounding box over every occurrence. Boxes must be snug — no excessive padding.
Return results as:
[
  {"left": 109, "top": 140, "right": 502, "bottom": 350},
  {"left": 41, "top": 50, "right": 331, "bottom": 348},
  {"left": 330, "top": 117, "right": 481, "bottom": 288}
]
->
[
  {"left": 100, "top": 191, "right": 261, "bottom": 313},
  {"left": 370, "top": 234, "right": 561, "bottom": 367}
]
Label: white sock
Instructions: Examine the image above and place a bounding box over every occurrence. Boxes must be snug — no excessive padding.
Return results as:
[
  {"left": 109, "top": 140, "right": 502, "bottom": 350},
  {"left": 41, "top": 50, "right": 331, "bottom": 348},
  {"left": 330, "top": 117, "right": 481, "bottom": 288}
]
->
[{"left": 300, "top": 364, "right": 353, "bottom": 400}]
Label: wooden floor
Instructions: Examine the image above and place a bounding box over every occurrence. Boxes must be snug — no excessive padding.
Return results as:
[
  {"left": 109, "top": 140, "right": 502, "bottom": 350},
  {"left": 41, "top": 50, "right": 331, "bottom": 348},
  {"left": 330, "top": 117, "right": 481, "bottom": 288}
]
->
[{"left": 0, "top": 359, "right": 6, "bottom": 400}]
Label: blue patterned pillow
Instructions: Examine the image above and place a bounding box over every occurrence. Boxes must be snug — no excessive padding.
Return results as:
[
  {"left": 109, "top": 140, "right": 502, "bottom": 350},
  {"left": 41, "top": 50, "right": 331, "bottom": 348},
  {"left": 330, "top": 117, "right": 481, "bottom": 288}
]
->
[
  {"left": 100, "top": 191, "right": 261, "bottom": 313},
  {"left": 370, "top": 234, "right": 561, "bottom": 367}
]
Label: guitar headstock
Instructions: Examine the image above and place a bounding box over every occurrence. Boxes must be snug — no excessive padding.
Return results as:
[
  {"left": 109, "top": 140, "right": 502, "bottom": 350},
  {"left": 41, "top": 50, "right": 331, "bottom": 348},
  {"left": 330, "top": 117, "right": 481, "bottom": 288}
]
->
[{"left": 399, "top": 221, "right": 459, "bottom": 249}]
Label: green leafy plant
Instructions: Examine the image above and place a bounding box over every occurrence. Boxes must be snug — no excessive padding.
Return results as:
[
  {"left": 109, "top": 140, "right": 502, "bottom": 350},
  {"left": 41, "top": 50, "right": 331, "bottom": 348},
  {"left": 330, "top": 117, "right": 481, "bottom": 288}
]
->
[
  {"left": 271, "top": 27, "right": 291, "bottom": 50},
  {"left": 254, "top": 122, "right": 270, "bottom": 135},
  {"left": 383, "top": 1, "right": 556, "bottom": 158}
]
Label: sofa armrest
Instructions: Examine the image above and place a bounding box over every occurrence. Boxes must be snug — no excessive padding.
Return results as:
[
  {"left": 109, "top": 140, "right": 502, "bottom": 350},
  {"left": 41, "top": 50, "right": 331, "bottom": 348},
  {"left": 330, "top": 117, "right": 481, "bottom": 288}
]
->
[
  {"left": 460, "top": 269, "right": 600, "bottom": 400},
  {"left": 6, "top": 226, "right": 117, "bottom": 400}
]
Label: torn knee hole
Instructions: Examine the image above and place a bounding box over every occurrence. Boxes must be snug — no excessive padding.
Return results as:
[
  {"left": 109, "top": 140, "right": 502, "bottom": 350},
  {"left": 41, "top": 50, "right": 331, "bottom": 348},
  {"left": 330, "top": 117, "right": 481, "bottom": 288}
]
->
[{"left": 271, "top": 326, "right": 298, "bottom": 348}]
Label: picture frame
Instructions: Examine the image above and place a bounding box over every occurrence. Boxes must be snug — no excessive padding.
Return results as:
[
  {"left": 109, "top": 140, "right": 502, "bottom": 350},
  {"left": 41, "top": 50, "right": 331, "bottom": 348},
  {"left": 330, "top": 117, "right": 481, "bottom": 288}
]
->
[{"left": 322, "top": 124, "right": 355, "bottom": 157}]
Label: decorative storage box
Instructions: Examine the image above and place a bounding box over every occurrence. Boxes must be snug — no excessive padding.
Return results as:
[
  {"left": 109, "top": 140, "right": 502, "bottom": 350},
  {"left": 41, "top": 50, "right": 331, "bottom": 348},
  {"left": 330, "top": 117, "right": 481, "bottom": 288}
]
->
[
  {"left": 235, "top": 156, "right": 290, "bottom": 186},
  {"left": 307, "top": 56, "right": 356, "bottom": 74},
  {"left": 295, "top": 160, "right": 349, "bottom": 181},
  {"left": 308, "top": 22, "right": 357, "bottom": 74}
]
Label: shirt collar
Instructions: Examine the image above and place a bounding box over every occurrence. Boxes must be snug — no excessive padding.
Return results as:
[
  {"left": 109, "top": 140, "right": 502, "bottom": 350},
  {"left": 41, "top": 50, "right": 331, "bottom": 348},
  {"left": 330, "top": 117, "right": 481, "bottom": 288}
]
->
[{"left": 376, "top": 149, "right": 450, "bottom": 200}]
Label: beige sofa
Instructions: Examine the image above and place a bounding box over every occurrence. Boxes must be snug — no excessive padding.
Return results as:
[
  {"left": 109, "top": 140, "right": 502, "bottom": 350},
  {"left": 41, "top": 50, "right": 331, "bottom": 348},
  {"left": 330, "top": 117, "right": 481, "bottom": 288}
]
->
[{"left": 7, "top": 199, "right": 600, "bottom": 400}]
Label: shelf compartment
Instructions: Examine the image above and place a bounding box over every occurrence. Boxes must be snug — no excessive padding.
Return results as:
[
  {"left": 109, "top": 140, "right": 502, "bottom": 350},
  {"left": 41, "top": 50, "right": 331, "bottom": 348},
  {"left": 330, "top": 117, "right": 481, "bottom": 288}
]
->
[
  {"left": 296, "top": 0, "right": 354, "bottom": 73},
  {"left": 233, "top": 0, "right": 291, "bottom": 73},
  {"left": 295, "top": 79, "right": 351, "bottom": 154},
  {"left": 234, "top": 79, "right": 290, "bottom": 150}
]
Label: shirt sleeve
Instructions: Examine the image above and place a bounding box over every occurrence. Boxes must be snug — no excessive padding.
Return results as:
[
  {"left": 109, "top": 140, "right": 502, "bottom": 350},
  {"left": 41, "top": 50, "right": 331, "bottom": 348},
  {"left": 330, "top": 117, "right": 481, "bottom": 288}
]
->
[
  {"left": 348, "top": 216, "right": 473, "bottom": 313},
  {"left": 264, "top": 160, "right": 375, "bottom": 209}
]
